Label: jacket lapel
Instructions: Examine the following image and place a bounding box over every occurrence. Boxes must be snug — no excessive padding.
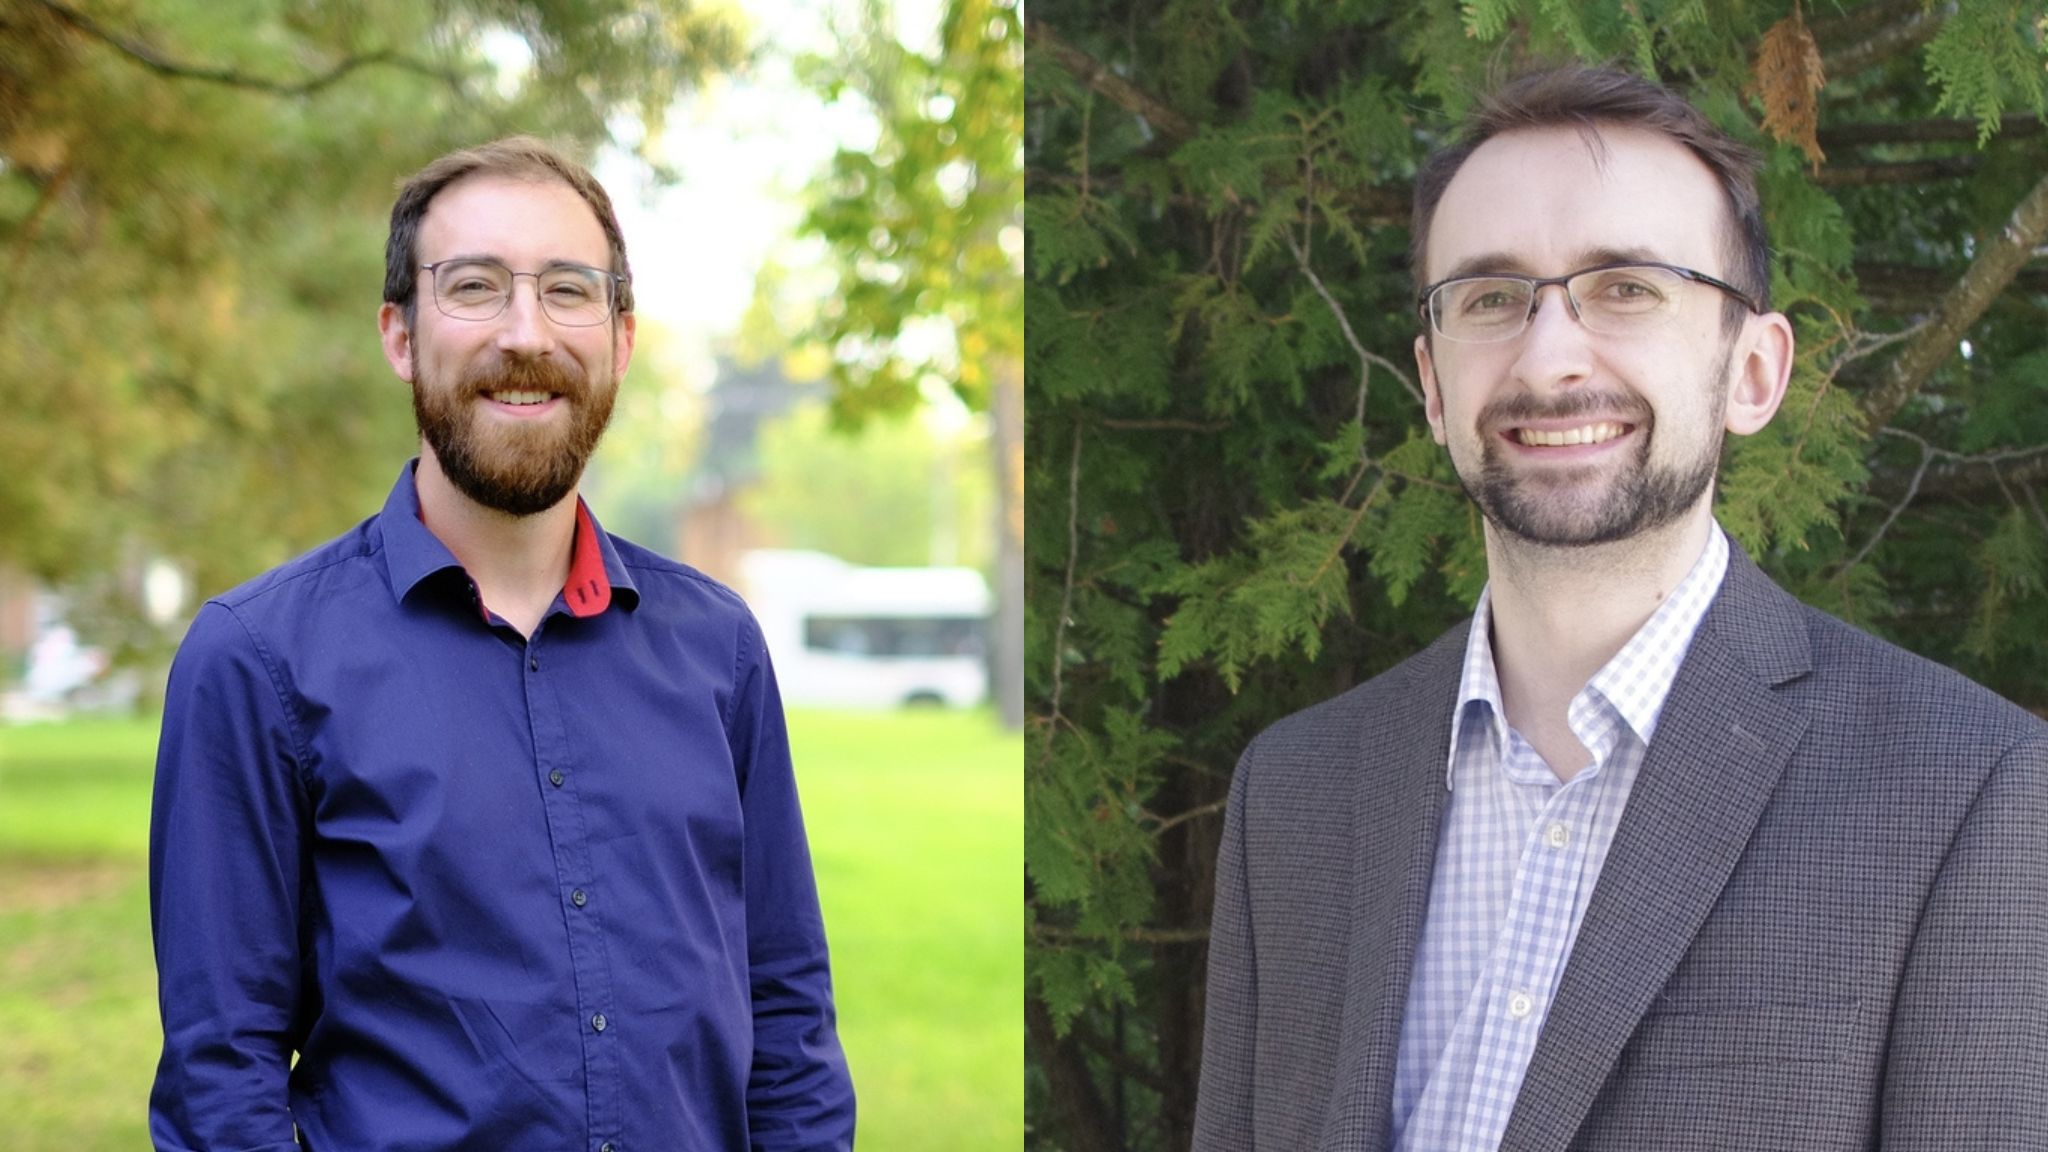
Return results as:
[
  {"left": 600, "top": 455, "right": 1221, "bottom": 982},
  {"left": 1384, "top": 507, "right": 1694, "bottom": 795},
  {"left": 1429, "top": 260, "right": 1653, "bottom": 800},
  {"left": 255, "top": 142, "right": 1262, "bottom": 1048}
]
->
[
  {"left": 1498, "top": 547, "right": 1814, "bottom": 1152},
  {"left": 1318, "top": 624, "right": 1466, "bottom": 1152}
]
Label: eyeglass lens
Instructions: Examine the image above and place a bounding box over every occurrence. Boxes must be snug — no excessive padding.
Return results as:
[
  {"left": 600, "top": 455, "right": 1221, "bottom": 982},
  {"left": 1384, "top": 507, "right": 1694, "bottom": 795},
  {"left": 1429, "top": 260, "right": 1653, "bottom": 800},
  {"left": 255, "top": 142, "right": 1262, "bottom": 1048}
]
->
[
  {"left": 431, "top": 260, "right": 614, "bottom": 326},
  {"left": 1431, "top": 264, "right": 1689, "bottom": 342}
]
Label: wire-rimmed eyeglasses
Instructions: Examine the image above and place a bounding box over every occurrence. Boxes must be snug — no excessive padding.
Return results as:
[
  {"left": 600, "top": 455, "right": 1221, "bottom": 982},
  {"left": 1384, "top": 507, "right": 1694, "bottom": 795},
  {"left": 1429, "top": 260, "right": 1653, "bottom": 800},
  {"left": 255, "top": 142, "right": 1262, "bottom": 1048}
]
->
[
  {"left": 1418, "top": 260, "right": 1761, "bottom": 344},
  {"left": 421, "top": 258, "right": 627, "bottom": 327}
]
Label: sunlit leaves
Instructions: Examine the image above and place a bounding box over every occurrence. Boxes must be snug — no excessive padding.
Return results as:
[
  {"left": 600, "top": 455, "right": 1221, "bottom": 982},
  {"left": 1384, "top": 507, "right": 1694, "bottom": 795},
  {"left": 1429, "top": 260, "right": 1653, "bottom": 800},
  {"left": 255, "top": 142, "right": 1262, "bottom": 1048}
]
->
[{"left": 0, "top": 0, "right": 738, "bottom": 656}]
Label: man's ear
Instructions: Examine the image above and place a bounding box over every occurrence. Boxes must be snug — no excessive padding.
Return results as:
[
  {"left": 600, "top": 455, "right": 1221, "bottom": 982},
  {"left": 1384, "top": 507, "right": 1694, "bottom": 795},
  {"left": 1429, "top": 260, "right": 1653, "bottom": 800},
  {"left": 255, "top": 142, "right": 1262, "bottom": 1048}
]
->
[
  {"left": 1417, "top": 334, "right": 1447, "bottom": 445},
  {"left": 378, "top": 302, "right": 415, "bottom": 383},
  {"left": 1724, "top": 310, "right": 1794, "bottom": 437},
  {"left": 612, "top": 310, "right": 637, "bottom": 384}
]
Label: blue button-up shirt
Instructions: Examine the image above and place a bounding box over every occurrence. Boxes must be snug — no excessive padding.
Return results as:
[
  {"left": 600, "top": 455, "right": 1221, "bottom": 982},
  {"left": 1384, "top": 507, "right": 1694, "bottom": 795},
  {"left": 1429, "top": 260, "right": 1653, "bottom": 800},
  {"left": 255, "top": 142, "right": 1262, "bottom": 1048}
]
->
[{"left": 149, "top": 464, "right": 853, "bottom": 1152}]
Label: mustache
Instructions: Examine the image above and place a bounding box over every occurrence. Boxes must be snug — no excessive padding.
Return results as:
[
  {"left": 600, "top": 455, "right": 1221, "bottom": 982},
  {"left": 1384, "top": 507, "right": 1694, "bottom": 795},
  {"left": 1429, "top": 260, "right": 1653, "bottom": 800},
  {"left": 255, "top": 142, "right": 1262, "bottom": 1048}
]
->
[
  {"left": 459, "top": 355, "right": 587, "bottom": 400},
  {"left": 1477, "top": 390, "right": 1650, "bottom": 429}
]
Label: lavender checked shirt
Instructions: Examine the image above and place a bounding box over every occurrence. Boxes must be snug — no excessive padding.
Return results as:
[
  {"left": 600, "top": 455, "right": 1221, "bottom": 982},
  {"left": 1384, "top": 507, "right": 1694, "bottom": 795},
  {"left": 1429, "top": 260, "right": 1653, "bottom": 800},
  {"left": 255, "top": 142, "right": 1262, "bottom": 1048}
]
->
[{"left": 1390, "top": 528, "right": 1731, "bottom": 1152}]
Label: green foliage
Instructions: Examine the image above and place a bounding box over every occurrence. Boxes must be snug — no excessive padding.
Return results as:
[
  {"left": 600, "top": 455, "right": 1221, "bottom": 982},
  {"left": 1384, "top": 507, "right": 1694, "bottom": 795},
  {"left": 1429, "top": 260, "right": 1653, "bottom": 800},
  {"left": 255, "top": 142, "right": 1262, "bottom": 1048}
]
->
[
  {"left": 1025, "top": 706, "right": 1173, "bottom": 1032},
  {"left": 1157, "top": 497, "right": 1361, "bottom": 688},
  {"left": 740, "top": 402, "right": 995, "bottom": 570},
  {"left": 792, "top": 0, "right": 1025, "bottom": 728},
  {"left": 1026, "top": 1, "right": 2048, "bottom": 1146},
  {"left": 1963, "top": 503, "right": 2048, "bottom": 660},
  {"left": 796, "top": 0, "right": 1022, "bottom": 421},
  {"left": 1923, "top": 0, "right": 2048, "bottom": 145},
  {"left": 0, "top": 0, "right": 742, "bottom": 658},
  {"left": 1024, "top": 187, "right": 1137, "bottom": 284}
]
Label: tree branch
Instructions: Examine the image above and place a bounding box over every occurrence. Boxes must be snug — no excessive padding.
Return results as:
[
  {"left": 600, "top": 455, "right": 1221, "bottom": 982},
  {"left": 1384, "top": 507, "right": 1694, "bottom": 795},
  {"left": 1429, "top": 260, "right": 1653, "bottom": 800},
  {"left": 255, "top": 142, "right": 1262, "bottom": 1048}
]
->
[
  {"left": 1044, "top": 420, "right": 1084, "bottom": 742},
  {"left": 33, "top": 0, "right": 461, "bottom": 96},
  {"left": 1026, "top": 18, "right": 1195, "bottom": 145},
  {"left": 1025, "top": 998, "right": 1124, "bottom": 1152},
  {"left": 1146, "top": 797, "right": 1227, "bottom": 834},
  {"left": 1854, "top": 261, "right": 2048, "bottom": 314},
  {"left": 1283, "top": 229, "right": 1424, "bottom": 410},
  {"left": 1069, "top": 1014, "right": 1173, "bottom": 1096},
  {"left": 1873, "top": 442, "right": 2048, "bottom": 500},
  {"left": 1813, "top": 156, "right": 1980, "bottom": 186},
  {"left": 1862, "top": 168, "right": 2048, "bottom": 434},
  {"left": 1035, "top": 923, "right": 1211, "bottom": 946},
  {"left": 0, "top": 161, "right": 72, "bottom": 331},
  {"left": 1844, "top": 429, "right": 1934, "bottom": 570},
  {"left": 1099, "top": 418, "right": 1232, "bottom": 432},
  {"left": 1808, "top": 0, "right": 1927, "bottom": 45},
  {"left": 1820, "top": 116, "right": 2043, "bottom": 149},
  {"left": 1817, "top": 0, "right": 1952, "bottom": 78},
  {"left": 1826, "top": 320, "right": 1927, "bottom": 376}
]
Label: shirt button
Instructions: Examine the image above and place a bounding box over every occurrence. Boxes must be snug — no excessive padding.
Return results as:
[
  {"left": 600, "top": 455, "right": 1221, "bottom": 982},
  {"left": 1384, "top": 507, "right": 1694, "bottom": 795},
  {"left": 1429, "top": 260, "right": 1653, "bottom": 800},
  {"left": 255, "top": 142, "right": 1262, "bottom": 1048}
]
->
[
  {"left": 601, "top": 1144, "right": 616, "bottom": 1152},
  {"left": 1546, "top": 822, "right": 1571, "bottom": 849},
  {"left": 1508, "top": 991, "right": 1534, "bottom": 1019},
  {"left": 529, "top": 656, "right": 540, "bottom": 671},
  {"left": 549, "top": 769, "right": 565, "bottom": 787},
  {"left": 571, "top": 888, "right": 588, "bottom": 907},
  {"left": 592, "top": 1013, "right": 608, "bottom": 1033}
]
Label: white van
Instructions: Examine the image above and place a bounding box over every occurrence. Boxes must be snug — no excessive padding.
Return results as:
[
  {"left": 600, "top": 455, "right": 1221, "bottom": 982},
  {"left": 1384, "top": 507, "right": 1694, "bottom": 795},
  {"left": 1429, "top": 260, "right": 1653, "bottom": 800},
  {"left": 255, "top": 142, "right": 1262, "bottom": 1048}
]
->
[{"left": 738, "top": 550, "right": 991, "bottom": 709}]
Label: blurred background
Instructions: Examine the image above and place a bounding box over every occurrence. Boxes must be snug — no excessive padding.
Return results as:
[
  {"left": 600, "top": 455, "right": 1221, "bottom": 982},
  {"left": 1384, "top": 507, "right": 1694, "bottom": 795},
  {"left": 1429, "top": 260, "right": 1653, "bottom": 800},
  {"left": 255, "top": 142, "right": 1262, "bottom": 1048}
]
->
[{"left": 0, "top": 0, "right": 1020, "bottom": 1148}]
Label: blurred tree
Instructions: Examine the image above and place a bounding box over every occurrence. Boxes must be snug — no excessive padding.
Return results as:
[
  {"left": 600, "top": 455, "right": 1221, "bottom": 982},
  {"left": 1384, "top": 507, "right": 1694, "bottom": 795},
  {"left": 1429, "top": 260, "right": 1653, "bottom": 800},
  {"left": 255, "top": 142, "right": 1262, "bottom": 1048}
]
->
[
  {"left": 742, "top": 400, "right": 995, "bottom": 570},
  {"left": 0, "top": 0, "right": 742, "bottom": 662},
  {"left": 1023, "top": 1, "right": 2048, "bottom": 1147},
  {"left": 795, "top": 0, "right": 1024, "bottom": 726}
]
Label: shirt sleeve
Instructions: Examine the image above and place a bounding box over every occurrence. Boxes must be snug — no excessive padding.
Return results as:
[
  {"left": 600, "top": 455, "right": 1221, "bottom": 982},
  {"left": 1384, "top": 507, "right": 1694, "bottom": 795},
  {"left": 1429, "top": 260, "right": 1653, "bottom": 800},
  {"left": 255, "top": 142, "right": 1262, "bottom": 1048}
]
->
[
  {"left": 728, "top": 612, "right": 857, "bottom": 1152},
  {"left": 148, "top": 601, "right": 310, "bottom": 1152}
]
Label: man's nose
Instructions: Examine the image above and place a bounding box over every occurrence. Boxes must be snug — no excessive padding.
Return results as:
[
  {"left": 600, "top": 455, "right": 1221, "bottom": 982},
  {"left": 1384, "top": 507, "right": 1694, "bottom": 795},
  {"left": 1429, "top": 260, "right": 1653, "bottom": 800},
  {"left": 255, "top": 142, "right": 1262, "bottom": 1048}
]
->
[
  {"left": 494, "top": 278, "right": 556, "bottom": 356},
  {"left": 1510, "top": 282, "right": 1594, "bottom": 390}
]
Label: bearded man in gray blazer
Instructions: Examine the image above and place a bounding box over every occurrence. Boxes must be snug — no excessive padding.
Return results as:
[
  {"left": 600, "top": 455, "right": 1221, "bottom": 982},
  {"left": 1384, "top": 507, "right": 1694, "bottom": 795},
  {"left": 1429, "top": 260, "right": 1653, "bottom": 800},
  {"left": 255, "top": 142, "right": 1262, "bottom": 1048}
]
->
[{"left": 1192, "top": 67, "right": 2048, "bottom": 1152}]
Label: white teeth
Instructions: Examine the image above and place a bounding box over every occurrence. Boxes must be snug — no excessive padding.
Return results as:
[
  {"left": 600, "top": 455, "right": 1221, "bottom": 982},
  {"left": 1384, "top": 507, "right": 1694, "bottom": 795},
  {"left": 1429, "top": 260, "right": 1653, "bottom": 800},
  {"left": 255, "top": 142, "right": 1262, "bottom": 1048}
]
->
[
  {"left": 488, "top": 390, "right": 553, "bottom": 406},
  {"left": 1513, "top": 422, "right": 1626, "bottom": 447}
]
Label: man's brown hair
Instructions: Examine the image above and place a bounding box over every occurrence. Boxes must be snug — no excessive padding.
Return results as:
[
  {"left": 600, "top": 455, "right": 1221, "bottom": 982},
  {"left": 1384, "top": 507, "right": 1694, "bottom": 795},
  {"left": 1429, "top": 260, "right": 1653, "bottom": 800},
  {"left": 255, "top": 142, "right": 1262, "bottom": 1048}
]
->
[
  {"left": 383, "top": 135, "right": 635, "bottom": 323},
  {"left": 1411, "top": 66, "right": 1770, "bottom": 324}
]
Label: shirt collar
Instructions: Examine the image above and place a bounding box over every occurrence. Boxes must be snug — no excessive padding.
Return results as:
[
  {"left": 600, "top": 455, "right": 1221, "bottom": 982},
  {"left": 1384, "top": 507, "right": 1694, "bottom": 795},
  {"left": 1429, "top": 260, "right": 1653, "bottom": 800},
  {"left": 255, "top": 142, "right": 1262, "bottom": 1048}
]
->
[
  {"left": 376, "top": 460, "right": 641, "bottom": 616},
  {"left": 1445, "top": 525, "right": 1732, "bottom": 789},
  {"left": 1584, "top": 526, "right": 1727, "bottom": 745}
]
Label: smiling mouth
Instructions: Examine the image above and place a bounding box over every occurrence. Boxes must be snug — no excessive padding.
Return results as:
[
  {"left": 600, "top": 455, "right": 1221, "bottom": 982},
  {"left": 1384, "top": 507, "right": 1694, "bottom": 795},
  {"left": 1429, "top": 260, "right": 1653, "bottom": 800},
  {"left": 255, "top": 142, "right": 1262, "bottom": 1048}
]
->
[
  {"left": 486, "top": 390, "right": 557, "bottom": 406},
  {"left": 1509, "top": 421, "right": 1630, "bottom": 447}
]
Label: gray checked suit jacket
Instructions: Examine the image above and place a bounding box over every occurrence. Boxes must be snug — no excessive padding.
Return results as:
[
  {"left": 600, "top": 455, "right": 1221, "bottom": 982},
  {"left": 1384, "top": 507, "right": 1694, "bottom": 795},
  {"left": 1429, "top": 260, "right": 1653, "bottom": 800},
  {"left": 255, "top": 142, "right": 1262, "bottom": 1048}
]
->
[{"left": 1192, "top": 543, "right": 2048, "bottom": 1151}]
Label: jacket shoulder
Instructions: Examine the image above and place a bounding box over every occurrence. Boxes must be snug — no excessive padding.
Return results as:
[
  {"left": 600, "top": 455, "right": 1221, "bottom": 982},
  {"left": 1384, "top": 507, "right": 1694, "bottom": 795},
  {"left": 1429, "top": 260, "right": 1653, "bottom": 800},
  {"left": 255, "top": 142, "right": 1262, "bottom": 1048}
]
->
[
  {"left": 1795, "top": 602, "right": 2048, "bottom": 745},
  {"left": 1243, "top": 620, "right": 1469, "bottom": 769}
]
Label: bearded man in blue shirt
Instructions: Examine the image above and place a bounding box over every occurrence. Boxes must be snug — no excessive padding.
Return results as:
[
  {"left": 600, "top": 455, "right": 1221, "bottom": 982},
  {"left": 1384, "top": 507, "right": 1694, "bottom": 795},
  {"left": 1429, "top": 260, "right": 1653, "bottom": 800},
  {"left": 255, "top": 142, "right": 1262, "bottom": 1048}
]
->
[{"left": 148, "top": 137, "right": 855, "bottom": 1151}]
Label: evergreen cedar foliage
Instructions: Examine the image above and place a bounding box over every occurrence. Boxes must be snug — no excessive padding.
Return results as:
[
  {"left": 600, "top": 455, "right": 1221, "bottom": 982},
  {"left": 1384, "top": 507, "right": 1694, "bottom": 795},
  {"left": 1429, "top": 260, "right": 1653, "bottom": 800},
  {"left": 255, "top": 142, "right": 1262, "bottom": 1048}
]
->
[{"left": 1024, "top": 1, "right": 2048, "bottom": 1147}]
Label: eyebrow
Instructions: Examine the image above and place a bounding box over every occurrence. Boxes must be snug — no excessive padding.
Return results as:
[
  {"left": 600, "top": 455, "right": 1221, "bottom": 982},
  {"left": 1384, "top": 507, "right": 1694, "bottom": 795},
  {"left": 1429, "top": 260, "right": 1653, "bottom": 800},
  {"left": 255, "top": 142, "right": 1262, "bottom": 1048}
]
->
[
  {"left": 432, "top": 253, "right": 607, "bottom": 272},
  {"left": 1438, "top": 246, "right": 1668, "bottom": 282}
]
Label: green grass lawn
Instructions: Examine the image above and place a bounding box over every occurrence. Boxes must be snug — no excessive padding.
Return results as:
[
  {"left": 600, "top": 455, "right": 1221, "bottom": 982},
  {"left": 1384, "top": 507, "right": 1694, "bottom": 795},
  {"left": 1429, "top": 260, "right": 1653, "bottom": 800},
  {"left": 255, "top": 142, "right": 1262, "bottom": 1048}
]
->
[{"left": 0, "top": 708, "right": 1020, "bottom": 1151}]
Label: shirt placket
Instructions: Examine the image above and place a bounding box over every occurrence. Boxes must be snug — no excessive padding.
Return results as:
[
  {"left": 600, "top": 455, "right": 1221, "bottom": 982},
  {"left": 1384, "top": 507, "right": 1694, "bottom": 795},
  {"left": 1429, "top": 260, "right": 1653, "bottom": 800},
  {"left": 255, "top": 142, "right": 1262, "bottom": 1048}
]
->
[
  {"left": 522, "top": 626, "right": 625, "bottom": 1148},
  {"left": 1458, "top": 756, "right": 1607, "bottom": 1151}
]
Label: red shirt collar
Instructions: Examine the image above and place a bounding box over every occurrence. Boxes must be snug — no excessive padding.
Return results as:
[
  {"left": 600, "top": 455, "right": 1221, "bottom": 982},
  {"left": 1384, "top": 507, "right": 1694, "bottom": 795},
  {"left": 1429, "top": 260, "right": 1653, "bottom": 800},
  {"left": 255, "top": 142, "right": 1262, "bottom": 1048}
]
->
[
  {"left": 562, "top": 500, "right": 612, "bottom": 617},
  {"left": 413, "top": 496, "right": 614, "bottom": 622}
]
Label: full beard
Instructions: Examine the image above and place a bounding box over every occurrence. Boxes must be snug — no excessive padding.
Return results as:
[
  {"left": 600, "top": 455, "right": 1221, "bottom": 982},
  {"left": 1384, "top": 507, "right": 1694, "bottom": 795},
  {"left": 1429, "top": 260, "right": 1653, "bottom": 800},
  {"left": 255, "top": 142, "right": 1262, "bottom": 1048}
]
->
[
  {"left": 1460, "top": 348, "right": 1732, "bottom": 548},
  {"left": 412, "top": 353, "right": 616, "bottom": 517}
]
